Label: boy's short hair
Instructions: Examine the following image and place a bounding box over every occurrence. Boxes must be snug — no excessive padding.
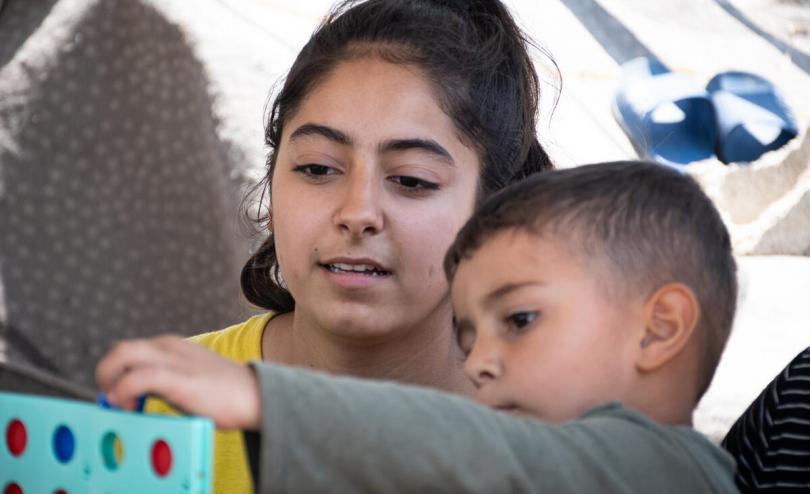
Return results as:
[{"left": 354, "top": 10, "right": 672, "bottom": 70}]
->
[{"left": 444, "top": 161, "right": 738, "bottom": 400}]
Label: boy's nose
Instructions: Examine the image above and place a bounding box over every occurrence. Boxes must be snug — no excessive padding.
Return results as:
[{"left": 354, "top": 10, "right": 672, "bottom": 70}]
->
[
  {"left": 333, "top": 170, "right": 384, "bottom": 237},
  {"left": 463, "top": 339, "right": 502, "bottom": 389}
]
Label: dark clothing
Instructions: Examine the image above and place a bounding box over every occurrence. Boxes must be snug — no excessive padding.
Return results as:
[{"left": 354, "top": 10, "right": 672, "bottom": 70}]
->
[{"left": 723, "top": 346, "right": 810, "bottom": 492}]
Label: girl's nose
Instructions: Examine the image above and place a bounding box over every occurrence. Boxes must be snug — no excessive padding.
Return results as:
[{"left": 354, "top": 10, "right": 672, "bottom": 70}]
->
[
  {"left": 334, "top": 168, "right": 384, "bottom": 237},
  {"left": 463, "top": 335, "right": 502, "bottom": 389}
]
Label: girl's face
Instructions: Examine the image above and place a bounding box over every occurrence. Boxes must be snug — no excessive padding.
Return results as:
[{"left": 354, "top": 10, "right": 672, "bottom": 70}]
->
[{"left": 271, "top": 57, "right": 479, "bottom": 339}]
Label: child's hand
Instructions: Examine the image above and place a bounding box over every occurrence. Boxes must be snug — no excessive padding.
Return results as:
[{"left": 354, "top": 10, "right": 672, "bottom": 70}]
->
[{"left": 95, "top": 336, "right": 261, "bottom": 430}]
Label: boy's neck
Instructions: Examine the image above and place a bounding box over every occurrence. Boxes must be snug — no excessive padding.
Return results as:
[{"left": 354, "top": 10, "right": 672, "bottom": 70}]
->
[
  {"left": 627, "top": 362, "right": 699, "bottom": 426},
  {"left": 261, "top": 310, "right": 472, "bottom": 395},
  {"left": 643, "top": 399, "right": 694, "bottom": 426}
]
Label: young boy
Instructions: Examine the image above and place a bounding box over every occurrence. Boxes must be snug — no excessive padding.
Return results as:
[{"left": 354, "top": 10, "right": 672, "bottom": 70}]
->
[{"left": 97, "top": 161, "right": 740, "bottom": 493}]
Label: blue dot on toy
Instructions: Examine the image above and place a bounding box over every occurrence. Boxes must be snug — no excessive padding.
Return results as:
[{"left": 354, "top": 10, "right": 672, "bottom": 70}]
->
[
  {"left": 53, "top": 424, "right": 75, "bottom": 464},
  {"left": 97, "top": 392, "right": 147, "bottom": 412}
]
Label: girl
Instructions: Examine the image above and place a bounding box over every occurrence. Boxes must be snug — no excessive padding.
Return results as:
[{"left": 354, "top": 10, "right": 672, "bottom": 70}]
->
[{"left": 148, "top": 1, "right": 556, "bottom": 492}]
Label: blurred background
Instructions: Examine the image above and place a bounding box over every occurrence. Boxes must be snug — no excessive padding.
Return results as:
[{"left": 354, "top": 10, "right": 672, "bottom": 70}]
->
[{"left": 1, "top": 0, "right": 809, "bottom": 440}]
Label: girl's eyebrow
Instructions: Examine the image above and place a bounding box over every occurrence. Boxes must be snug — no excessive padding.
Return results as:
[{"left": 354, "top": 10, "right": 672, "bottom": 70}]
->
[
  {"left": 379, "top": 138, "right": 455, "bottom": 167},
  {"left": 288, "top": 123, "right": 455, "bottom": 167},
  {"left": 289, "top": 123, "right": 352, "bottom": 145}
]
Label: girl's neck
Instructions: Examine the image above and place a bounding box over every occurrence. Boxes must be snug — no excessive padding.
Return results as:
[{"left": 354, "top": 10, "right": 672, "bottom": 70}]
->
[{"left": 262, "top": 309, "right": 471, "bottom": 395}]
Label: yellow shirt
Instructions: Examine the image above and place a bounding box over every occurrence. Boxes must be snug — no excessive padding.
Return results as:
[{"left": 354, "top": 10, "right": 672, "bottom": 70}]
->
[{"left": 146, "top": 312, "right": 274, "bottom": 494}]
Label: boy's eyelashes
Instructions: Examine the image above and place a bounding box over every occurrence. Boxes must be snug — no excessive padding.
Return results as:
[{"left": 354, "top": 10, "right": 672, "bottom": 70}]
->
[
  {"left": 505, "top": 311, "right": 540, "bottom": 331},
  {"left": 451, "top": 309, "right": 539, "bottom": 357}
]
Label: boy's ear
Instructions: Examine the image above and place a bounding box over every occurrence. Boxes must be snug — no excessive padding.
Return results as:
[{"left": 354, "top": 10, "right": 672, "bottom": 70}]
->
[{"left": 636, "top": 283, "right": 700, "bottom": 373}]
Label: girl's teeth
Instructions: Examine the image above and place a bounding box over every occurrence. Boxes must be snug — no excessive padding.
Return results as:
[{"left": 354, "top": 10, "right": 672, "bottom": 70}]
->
[
  {"left": 329, "top": 263, "right": 386, "bottom": 274},
  {"left": 333, "top": 263, "right": 372, "bottom": 272}
]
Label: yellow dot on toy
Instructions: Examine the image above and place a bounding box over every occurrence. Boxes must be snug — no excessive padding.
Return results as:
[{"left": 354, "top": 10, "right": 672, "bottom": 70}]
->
[{"left": 101, "top": 431, "right": 124, "bottom": 470}]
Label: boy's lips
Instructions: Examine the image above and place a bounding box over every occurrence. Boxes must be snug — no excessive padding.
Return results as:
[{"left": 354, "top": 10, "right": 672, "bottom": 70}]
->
[
  {"left": 477, "top": 395, "right": 520, "bottom": 414},
  {"left": 492, "top": 404, "right": 524, "bottom": 417}
]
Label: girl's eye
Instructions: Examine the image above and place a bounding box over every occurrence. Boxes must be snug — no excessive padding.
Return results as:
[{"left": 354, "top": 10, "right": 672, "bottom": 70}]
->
[
  {"left": 389, "top": 175, "right": 440, "bottom": 192},
  {"left": 506, "top": 311, "right": 539, "bottom": 331},
  {"left": 293, "top": 164, "right": 336, "bottom": 177}
]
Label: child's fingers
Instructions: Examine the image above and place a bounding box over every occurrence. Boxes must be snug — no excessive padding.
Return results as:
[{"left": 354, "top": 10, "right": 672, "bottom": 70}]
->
[
  {"left": 96, "top": 338, "right": 175, "bottom": 392},
  {"left": 150, "top": 334, "right": 193, "bottom": 354},
  {"left": 106, "top": 364, "right": 183, "bottom": 410},
  {"left": 96, "top": 335, "right": 250, "bottom": 424}
]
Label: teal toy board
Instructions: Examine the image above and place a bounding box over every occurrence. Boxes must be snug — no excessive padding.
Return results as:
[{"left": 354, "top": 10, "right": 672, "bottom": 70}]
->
[{"left": 1, "top": 391, "right": 213, "bottom": 494}]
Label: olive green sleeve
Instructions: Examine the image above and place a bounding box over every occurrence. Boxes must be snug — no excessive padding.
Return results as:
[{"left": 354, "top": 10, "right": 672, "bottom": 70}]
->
[{"left": 247, "top": 362, "right": 738, "bottom": 494}]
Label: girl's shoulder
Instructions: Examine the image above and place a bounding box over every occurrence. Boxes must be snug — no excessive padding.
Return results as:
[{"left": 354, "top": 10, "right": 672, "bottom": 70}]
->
[{"left": 190, "top": 312, "right": 275, "bottom": 363}]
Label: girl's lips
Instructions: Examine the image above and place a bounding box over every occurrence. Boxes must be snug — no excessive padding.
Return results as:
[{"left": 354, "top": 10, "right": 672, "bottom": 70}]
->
[
  {"left": 320, "top": 257, "right": 391, "bottom": 273},
  {"left": 319, "top": 263, "right": 393, "bottom": 290},
  {"left": 323, "top": 262, "right": 391, "bottom": 275}
]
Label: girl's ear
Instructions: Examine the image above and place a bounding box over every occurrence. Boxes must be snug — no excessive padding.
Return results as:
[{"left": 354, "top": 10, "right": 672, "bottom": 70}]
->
[{"left": 636, "top": 283, "right": 700, "bottom": 373}]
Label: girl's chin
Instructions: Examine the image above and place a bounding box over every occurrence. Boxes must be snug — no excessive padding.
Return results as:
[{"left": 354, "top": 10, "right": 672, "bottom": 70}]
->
[
  {"left": 312, "top": 307, "right": 402, "bottom": 338},
  {"left": 328, "top": 319, "right": 398, "bottom": 338},
  {"left": 296, "top": 292, "right": 448, "bottom": 339}
]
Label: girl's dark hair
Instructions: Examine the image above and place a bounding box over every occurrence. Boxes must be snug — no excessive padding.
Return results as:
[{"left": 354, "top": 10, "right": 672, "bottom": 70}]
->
[{"left": 242, "top": 0, "right": 558, "bottom": 313}]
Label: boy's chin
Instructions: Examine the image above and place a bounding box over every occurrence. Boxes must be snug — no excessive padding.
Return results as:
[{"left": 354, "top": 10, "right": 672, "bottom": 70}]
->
[
  {"left": 495, "top": 405, "right": 570, "bottom": 423},
  {"left": 492, "top": 405, "right": 525, "bottom": 417}
]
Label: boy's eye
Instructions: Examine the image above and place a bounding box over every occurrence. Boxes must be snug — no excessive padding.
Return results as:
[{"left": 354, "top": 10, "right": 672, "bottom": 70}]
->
[
  {"left": 293, "top": 164, "right": 336, "bottom": 177},
  {"left": 453, "top": 319, "right": 475, "bottom": 358},
  {"left": 389, "top": 175, "right": 440, "bottom": 192},
  {"left": 457, "top": 330, "right": 475, "bottom": 358},
  {"left": 506, "top": 311, "right": 539, "bottom": 331}
]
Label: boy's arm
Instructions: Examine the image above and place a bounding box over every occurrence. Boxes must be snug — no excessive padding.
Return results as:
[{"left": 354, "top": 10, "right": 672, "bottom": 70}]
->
[{"left": 247, "top": 362, "right": 739, "bottom": 494}]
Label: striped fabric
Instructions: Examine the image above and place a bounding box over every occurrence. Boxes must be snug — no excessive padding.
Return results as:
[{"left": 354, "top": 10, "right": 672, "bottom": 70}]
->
[{"left": 722, "top": 347, "right": 810, "bottom": 492}]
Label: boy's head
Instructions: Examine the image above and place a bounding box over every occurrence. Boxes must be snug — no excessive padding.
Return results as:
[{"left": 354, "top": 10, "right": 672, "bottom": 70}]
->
[{"left": 444, "top": 161, "right": 737, "bottom": 424}]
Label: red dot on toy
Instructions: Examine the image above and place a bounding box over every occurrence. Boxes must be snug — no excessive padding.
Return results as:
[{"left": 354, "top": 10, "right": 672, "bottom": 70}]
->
[
  {"left": 151, "top": 439, "right": 173, "bottom": 477},
  {"left": 6, "top": 419, "right": 27, "bottom": 456},
  {"left": 3, "top": 482, "right": 23, "bottom": 494},
  {"left": 53, "top": 490, "right": 68, "bottom": 494}
]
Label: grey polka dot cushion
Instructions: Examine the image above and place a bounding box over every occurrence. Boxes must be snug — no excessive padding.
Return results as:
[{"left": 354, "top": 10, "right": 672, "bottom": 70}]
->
[{"left": 0, "top": 0, "right": 255, "bottom": 388}]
